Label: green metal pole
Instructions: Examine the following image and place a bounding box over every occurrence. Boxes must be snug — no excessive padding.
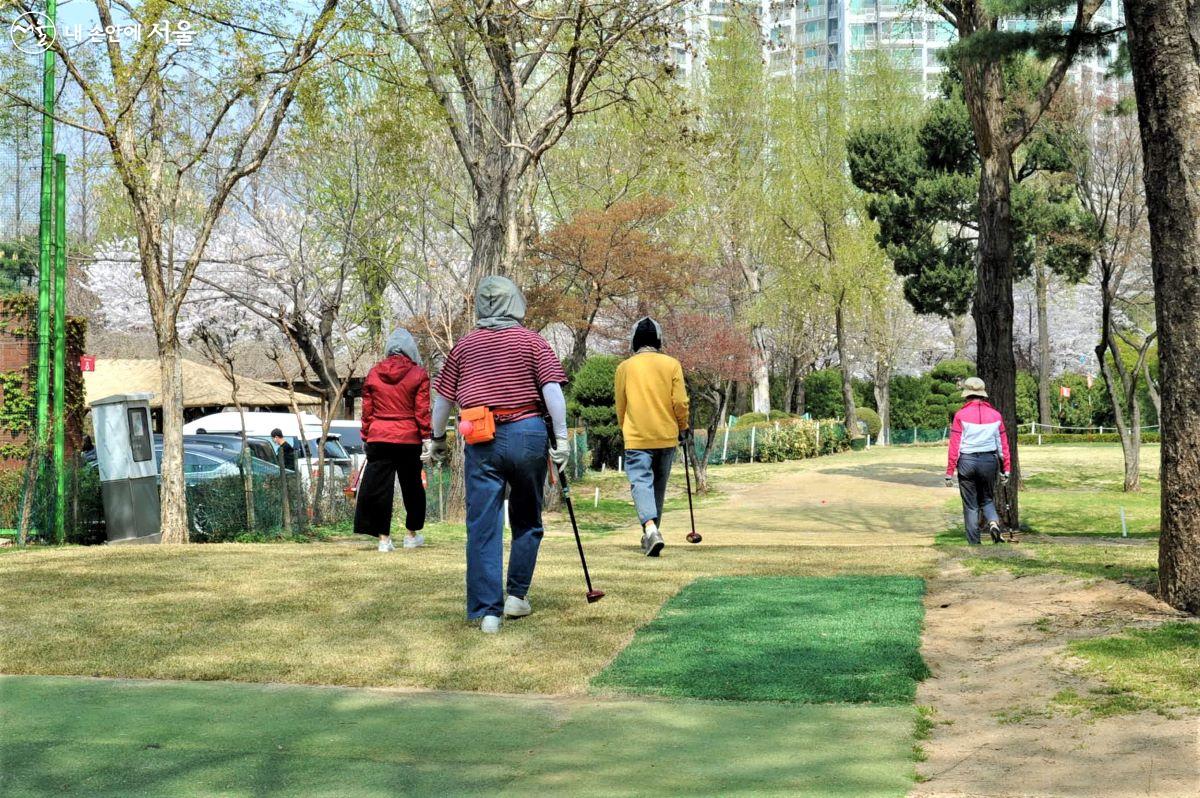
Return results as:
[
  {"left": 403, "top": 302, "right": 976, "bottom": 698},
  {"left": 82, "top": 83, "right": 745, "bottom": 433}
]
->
[
  {"left": 34, "top": 0, "right": 57, "bottom": 541},
  {"left": 53, "top": 153, "right": 67, "bottom": 544}
]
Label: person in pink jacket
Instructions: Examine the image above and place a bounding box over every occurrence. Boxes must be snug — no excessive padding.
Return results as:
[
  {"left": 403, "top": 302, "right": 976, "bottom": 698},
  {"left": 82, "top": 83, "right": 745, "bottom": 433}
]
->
[{"left": 945, "top": 377, "right": 1012, "bottom": 545}]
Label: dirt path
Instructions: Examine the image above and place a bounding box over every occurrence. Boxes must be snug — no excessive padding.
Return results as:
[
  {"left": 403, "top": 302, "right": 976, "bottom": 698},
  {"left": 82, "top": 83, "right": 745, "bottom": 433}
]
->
[{"left": 913, "top": 559, "right": 1200, "bottom": 798}]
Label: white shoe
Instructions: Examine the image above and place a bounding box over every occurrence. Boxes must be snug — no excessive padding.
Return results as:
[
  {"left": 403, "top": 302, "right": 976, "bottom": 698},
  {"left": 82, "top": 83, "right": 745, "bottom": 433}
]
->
[
  {"left": 480, "top": 615, "right": 502, "bottom": 634},
  {"left": 504, "top": 595, "right": 531, "bottom": 618},
  {"left": 403, "top": 534, "right": 425, "bottom": 549},
  {"left": 377, "top": 538, "right": 395, "bottom": 552}
]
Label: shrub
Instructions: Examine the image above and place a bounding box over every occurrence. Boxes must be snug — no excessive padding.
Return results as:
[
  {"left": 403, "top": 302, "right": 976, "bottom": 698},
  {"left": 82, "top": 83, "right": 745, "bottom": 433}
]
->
[
  {"left": 803, "top": 369, "right": 844, "bottom": 419},
  {"left": 1018, "top": 432, "right": 1161, "bottom": 445},
  {"left": 854, "top": 407, "right": 882, "bottom": 438},
  {"left": 569, "top": 355, "right": 622, "bottom": 468},
  {"left": 817, "top": 420, "right": 851, "bottom": 455},
  {"left": 734, "top": 412, "right": 768, "bottom": 427},
  {"left": 768, "top": 409, "right": 790, "bottom": 421},
  {"left": 758, "top": 420, "right": 819, "bottom": 462}
]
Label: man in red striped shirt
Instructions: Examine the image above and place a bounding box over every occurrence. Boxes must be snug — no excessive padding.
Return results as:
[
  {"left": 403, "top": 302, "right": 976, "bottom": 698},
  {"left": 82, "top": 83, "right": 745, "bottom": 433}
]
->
[{"left": 428, "top": 276, "right": 570, "bottom": 633}]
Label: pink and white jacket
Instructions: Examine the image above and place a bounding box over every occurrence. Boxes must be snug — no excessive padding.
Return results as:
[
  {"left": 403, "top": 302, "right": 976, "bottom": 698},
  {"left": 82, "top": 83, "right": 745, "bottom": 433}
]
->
[{"left": 946, "top": 399, "right": 1011, "bottom": 476}]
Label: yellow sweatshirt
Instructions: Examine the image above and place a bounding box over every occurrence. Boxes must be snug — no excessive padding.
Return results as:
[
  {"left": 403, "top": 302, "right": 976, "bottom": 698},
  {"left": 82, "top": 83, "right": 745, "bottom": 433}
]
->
[{"left": 614, "top": 351, "right": 690, "bottom": 449}]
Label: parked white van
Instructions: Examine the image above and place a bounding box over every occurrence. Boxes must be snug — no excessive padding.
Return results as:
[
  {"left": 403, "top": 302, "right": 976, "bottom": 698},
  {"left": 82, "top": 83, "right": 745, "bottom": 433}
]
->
[{"left": 182, "top": 411, "right": 352, "bottom": 484}]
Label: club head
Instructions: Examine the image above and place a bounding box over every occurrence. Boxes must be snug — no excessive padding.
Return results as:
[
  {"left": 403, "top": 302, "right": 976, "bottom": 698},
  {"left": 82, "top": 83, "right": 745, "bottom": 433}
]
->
[
  {"left": 686, "top": 532, "right": 702, "bottom": 544},
  {"left": 586, "top": 590, "right": 605, "bottom": 603}
]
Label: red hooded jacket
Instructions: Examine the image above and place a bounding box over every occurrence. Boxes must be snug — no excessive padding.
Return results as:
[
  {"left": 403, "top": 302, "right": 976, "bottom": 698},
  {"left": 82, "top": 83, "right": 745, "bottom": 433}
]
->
[{"left": 361, "top": 355, "right": 432, "bottom": 445}]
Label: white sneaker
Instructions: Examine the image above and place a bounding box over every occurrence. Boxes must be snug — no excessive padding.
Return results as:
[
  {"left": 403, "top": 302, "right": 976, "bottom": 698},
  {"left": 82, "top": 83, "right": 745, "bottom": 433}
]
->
[
  {"left": 403, "top": 534, "right": 425, "bottom": 549},
  {"left": 504, "top": 595, "right": 532, "bottom": 618},
  {"left": 480, "top": 615, "right": 502, "bottom": 634},
  {"left": 377, "top": 538, "right": 395, "bottom": 552}
]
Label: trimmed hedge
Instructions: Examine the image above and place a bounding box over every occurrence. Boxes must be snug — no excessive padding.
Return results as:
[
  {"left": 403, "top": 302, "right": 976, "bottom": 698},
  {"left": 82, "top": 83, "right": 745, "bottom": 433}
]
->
[{"left": 1018, "top": 432, "right": 1160, "bottom": 445}]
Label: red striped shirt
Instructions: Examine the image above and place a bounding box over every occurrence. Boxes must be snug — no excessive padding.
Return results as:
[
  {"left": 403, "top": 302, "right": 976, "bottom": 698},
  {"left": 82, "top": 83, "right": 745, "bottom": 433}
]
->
[{"left": 434, "top": 327, "right": 567, "bottom": 421}]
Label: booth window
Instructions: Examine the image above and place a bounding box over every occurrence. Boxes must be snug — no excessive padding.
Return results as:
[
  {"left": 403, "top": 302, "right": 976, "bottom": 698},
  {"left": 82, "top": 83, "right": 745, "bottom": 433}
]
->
[{"left": 128, "top": 407, "right": 153, "bottom": 462}]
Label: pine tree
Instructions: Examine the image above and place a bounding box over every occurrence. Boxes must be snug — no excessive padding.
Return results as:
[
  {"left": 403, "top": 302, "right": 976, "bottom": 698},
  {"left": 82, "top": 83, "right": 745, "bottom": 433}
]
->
[
  {"left": 1122, "top": 1, "right": 1200, "bottom": 612},
  {"left": 861, "top": 6, "right": 1117, "bottom": 523}
]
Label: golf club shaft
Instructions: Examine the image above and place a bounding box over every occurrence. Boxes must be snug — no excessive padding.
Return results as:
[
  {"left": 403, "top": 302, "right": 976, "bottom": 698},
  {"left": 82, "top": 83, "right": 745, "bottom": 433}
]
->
[
  {"left": 682, "top": 434, "right": 697, "bottom": 534},
  {"left": 545, "top": 426, "right": 597, "bottom": 594},
  {"left": 558, "top": 472, "right": 595, "bottom": 593}
]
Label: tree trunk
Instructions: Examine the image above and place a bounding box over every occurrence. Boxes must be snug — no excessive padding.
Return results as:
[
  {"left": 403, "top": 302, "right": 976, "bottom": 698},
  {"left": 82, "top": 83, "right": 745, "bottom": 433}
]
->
[
  {"left": 749, "top": 323, "right": 771, "bottom": 414},
  {"left": 232, "top": 386, "right": 256, "bottom": 534},
  {"left": 568, "top": 328, "right": 589, "bottom": 375},
  {"left": 156, "top": 331, "right": 189, "bottom": 543},
  {"left": 948, "top": 315, "right": 971, "bottom": 359},
  {"left": 835, "top": 299, "right": 860, "bottom": 437},
  {"left": 972, "top": 148, "right": 1021, "bottom": 528},
  {"left": 1124, "top": 0, "right": 1200, "bottom": 612},
  {"left": 795, "top": 375, "right": 806, "bottom": 417},
  {"left": 693, "top": 381, "right": 732, "bottom": 493},
  {"left": 1035, "top": 258, "right": 1053, "bottom": 427},
  {"left": 874, "top": 357, "right": 891, "bottom": 446},
  {"left": 782, "top": 356, "right": 798, "bottom": 415}
]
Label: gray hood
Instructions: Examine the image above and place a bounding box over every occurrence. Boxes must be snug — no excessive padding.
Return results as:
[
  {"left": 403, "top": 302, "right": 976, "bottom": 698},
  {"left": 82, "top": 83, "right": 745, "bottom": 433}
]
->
[
  {"left": 475, "top": 276, "right": 526, "bottom": 330},
  {"left": 385, "top": 328, "right": 422, "bottom": 365}
]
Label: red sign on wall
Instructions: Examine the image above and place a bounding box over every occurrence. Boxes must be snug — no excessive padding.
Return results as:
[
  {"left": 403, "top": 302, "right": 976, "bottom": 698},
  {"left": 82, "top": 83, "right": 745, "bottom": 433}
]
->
[
  {"left": 1060, "top": 385, "right": 1072, "bottom": 399},
  {"left": 79, "top": 355, "right": 96, "bottom": 372}
]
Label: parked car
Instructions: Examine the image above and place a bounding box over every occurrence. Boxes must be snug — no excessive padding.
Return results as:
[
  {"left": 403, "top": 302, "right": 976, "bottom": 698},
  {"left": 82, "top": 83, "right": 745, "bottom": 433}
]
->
[
  {"left": 182, "top": 411, "right": 352, "bottom": 484},
  {"left": 184, "top": 433, "right": 280, "bottom": 467},
  {"left": 157, "top": 443, "right": 283, "bottom": 487},
  {"left": 326, "top": 420, "right": 365, "bottom": 473}
]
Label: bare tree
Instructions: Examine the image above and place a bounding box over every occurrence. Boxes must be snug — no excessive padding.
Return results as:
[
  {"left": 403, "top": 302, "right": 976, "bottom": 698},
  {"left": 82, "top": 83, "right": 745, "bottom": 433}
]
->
[
  {"left": 1077, "top": 107, "right": 1153, "bottom": 491},
  {"left": 192, "top": 317, "right": 256, "bottom": 533},
  {"left": 7, "top": 0, "right": 346, "bottom": 542},
  {"left": 384, "top": 0, "right": 686, "bottom": 302}
]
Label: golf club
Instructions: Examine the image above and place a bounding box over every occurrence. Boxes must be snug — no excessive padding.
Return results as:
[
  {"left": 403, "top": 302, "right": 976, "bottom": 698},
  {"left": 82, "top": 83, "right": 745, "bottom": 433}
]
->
[
  {"left": 547, "top": 433, "right": 604, "bottom": 603},
  {"left": 681, "top": 431, "right": 701, "bottom": 544}
]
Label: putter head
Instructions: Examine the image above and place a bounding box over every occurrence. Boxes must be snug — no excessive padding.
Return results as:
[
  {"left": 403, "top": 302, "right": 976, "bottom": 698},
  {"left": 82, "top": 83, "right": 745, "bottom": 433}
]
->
[
  {"left": 686, "top": 532, "right": 702, "bottom": 544},
  {"left": 586, "top": 590, "right": 605, "bottom": 603}
]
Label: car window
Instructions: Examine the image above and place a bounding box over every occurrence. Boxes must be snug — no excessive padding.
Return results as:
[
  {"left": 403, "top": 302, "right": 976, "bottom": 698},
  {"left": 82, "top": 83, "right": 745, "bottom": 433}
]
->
[
  {"left": 183, "top": 452, "right": 221, "bottom": 474},
  {"left": 330, "top": 426, "right": 364, "bottom": 453}
]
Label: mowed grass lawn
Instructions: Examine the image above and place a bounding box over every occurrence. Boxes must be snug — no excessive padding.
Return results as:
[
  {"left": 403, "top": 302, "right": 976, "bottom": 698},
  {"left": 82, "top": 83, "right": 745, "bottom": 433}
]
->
[
  {"left": 1, "top": 676, "right": 917, "bottom": 798},
  {"left": 0, "top": 451, "right": 940, "bottom": 694}
]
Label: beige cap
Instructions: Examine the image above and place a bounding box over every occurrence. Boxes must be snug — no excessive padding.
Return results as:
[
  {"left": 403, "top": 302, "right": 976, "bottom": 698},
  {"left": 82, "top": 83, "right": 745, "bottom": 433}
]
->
[{"left": 961, "top": 377, "right": 988, "bottom": 399}]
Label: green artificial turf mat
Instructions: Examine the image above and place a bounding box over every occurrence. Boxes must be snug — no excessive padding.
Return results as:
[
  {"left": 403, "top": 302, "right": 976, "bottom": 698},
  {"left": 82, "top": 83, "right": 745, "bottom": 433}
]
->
[
  {"left": 592, "top": 576, "right": 929, "bottom": 703},
  {"left": 0, "top": 676, "right": 913, "bottom": 798}
]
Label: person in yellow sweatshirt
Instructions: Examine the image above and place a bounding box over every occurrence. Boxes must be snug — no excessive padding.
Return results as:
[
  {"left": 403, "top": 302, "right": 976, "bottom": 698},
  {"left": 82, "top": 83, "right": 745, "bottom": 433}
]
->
[{"left": 614, "top": 317, "right": 690, "bottom": 557}]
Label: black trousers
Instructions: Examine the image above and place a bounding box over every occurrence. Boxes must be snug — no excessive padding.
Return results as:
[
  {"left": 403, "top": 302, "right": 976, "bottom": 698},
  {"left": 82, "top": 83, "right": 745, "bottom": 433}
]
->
[
  {"left": 957, "top": 451, "right": 1000, "bottom": 545},
  {"left": 354, "top": 442, "right": 426, "bottom": 536}
]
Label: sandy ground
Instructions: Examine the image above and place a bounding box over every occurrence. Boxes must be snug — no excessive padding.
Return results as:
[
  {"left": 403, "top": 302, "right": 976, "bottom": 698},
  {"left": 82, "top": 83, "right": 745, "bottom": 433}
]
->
[{"left": 913, "top": 560, "right": 1200, "bottom": 798}]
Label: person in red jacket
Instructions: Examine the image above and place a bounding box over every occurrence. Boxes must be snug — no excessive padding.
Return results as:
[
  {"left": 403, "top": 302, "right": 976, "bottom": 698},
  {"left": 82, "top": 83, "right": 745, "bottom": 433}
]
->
[{"left": 355, "top": 328, "right": 432, "bottom": 551}]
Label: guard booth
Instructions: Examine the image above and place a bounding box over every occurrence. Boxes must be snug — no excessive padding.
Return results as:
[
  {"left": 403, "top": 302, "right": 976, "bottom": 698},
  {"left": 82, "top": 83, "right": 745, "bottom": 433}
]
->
[{"left": 90, "top": 393, "right": 161, "bottom": 544}]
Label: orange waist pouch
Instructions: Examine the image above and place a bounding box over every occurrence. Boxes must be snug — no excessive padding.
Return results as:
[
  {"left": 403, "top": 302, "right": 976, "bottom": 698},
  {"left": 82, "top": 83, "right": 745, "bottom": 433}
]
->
[{"left": 459, "top": 406, "right": 496, "bottom": 444}]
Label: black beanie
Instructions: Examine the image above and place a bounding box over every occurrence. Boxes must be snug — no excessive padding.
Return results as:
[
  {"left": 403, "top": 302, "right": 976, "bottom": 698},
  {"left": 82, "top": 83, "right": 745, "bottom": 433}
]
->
[{"left": 632, "top": 317, "right": 662, "bottom": 351}]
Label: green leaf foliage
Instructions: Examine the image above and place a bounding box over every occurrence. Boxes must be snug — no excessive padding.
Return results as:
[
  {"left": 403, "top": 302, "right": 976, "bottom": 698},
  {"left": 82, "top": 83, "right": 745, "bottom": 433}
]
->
[{"left": 849, "top": 66, "right": 1098, "bottom": 319}]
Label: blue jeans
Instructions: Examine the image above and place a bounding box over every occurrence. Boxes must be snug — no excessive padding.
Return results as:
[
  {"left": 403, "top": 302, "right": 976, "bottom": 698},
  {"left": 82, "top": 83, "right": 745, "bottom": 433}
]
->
[
  {"left": 957, "top": 451, "right": 1000, "bottom": 545},
  {"left": 463, "top": 417, "right": 548, "bottom": 619},
  {"left": 625, "top": 448, "right": 675, "bottom": 527}
]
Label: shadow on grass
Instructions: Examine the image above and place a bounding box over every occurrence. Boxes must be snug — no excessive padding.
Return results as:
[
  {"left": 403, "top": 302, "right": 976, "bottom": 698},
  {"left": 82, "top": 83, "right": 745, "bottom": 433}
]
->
[{"left": 819, "top": 463, "right": 946, "bottom": 488}]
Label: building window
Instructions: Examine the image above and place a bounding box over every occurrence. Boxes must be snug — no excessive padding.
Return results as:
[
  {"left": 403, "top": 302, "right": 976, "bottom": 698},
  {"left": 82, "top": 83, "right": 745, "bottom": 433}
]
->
[{"left": 851, "top": 22, "right": 876, "bottom": 46}]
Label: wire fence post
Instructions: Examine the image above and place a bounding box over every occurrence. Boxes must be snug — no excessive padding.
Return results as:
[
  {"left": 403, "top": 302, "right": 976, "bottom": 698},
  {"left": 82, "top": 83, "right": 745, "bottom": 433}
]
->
[
  {"left": 721, "top": 422, "right": 731, "bottom": 464},
  {"left": 750, "top": 426, "right": 756, "bottom": 462}
]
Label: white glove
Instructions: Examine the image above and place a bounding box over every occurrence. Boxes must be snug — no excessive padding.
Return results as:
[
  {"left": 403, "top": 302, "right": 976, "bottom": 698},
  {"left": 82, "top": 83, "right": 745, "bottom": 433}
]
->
[
  {"left": 420, "top": 439, "right": 433, "bottom": 464},
  {"left": 944, "top": 475, "right": 954, "bottom": 488},
  {"left": 550, "top": 438, "right": 570, "bottom": 472},
  {"left": 1000, "top": 471, "right": 1011, "bottom": 487}
]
